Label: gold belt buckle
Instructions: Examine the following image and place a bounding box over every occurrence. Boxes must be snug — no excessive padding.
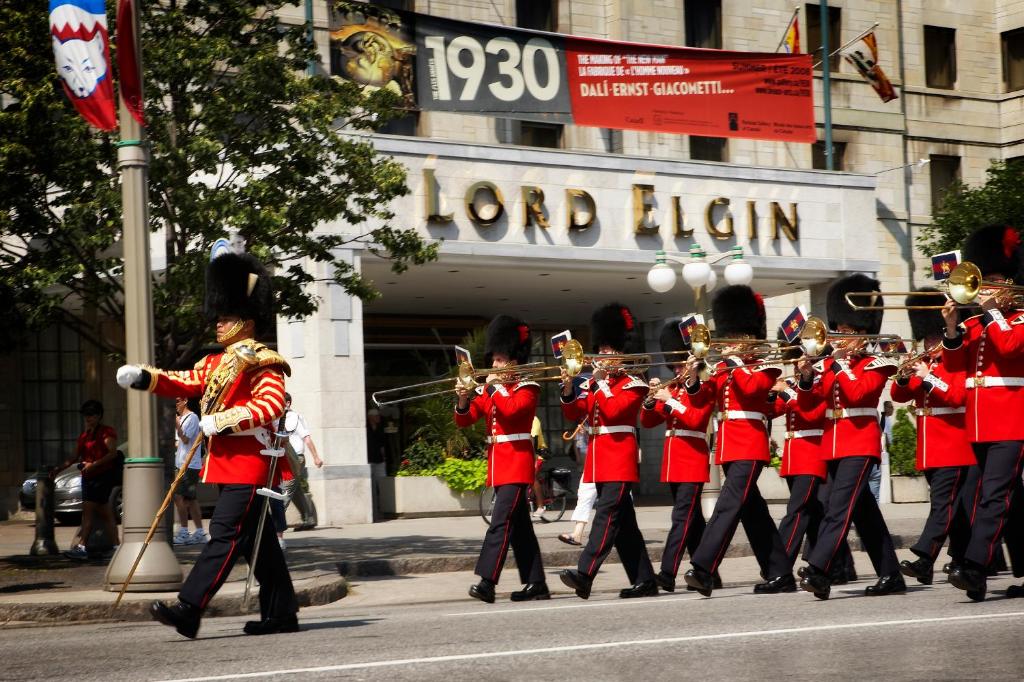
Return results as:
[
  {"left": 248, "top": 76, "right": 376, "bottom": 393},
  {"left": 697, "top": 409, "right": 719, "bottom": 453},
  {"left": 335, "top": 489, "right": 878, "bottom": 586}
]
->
[
  {"left": 974, "top": 376, "right": 986, "bottom": 388},
  {"left": 785, "top": 431, "right": 796, "bottom": 439}
]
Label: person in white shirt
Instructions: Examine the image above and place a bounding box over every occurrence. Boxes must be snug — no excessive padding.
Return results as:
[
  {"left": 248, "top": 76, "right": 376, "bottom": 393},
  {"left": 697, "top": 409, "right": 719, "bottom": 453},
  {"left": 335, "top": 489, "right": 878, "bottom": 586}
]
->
[
  {"left": 172, "top": 397, "right": 206, "bottom": 545},
  {"left": 278, "top": 393, "right": 323, "bottom": 532}
]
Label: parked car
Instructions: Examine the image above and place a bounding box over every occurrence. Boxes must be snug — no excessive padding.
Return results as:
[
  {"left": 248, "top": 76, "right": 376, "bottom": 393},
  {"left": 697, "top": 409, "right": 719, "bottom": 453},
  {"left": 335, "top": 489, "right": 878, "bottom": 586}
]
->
[{"left": 20, "top": 460, "right": 219, "bottom": 525}]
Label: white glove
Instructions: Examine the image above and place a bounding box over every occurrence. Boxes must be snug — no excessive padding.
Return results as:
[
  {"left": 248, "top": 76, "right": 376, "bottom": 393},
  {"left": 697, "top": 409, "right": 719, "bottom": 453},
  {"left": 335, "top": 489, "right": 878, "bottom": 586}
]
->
[
  {"left": 116, "top": 364, "right": 142, "bottom": 389},
  {"left": 200, "top": 415, "right": 219, "bottom": 437}
]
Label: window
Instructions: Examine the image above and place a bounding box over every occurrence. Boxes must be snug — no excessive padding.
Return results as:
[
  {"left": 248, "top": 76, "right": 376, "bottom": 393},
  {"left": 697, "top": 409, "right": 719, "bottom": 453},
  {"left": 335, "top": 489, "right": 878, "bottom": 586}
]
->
[
  {"left": 22, "top": 325, "right": 83, "bottom": 472},
  {"left": 806, "top": 4, "right": 841, "bottom": 72},
  {"left": 520, "top": 121, "right": 563, "bottom": 148},
  {"left": 377, "top": 112, "right": 419, "bottom": 136},
  {"left": 685, "top": 0, "right": 722, "bottom": 49},
  {"left": 812, "top": 140, "right": 846, "bottom": 171},
  {"left": 517, "top": 0, "right": 556, "bottom": 32},
  {"left": 1002, "top": 28, "right": 1024, "bottom": 91},
  {"left": 924, "top": 26, "right": 956, "bottom": 89},
  {"left": 929, "top": 154, "right": 961, "bottom": 213},
  {"left": 690, "top": 136, "right": 727, "bottom": 162}
]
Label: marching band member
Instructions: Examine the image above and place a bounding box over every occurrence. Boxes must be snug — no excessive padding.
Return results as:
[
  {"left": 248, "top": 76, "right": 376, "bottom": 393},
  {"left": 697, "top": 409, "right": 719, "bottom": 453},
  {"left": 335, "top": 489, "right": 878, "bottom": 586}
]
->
[
  {"left": 682, "top": 286, "right": 794, "bottom": 597},
  {"left": 116, "top": 252, "right": 298, "bottom": 638},
  {"left": 797, "top": 274, "right": 905, "bottom": 600},
  {"left": 455, "top": 315, "right": 548, "bottom": 604},
  {"left": 558, "top": 303, "right": 657, "bottom": 599},
  {"left": 641, "top": 321, "right": 716, "bottom": 593},
  {"left": 943, "top": 224, "right": 1024, "bottom": 600},
  {"left": 890, "top": 290, "right": 975, "bottom": 586}
]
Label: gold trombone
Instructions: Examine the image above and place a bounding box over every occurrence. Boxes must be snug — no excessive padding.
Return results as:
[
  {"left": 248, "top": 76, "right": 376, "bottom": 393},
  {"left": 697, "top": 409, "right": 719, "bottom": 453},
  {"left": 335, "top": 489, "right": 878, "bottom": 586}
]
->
[
  {"left": 371, "top": 360, "right": 549, "bottom": 407},
  {"left": 845, "top": 261, "right": 1024, "bottom": 310}
]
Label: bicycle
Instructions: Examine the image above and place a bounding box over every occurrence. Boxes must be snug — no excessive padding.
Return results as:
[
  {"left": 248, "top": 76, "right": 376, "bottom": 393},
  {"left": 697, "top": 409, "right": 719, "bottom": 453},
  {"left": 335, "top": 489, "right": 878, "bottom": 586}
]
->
[{"left": 479, "top": 464, "right": 572, "bottom": 524}]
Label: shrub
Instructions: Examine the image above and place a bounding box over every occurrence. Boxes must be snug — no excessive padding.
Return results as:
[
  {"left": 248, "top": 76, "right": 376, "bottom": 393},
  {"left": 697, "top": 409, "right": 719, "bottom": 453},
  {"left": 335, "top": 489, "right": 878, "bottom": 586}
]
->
[
  {"left": 433, "top": 457, "right": 488, "bottom": 493},
  {"left": 397, "top": 439, "right": 445, "bottom": 476},
  {"left": 888, "top": 407, "right": 919, "bottom": 476}
]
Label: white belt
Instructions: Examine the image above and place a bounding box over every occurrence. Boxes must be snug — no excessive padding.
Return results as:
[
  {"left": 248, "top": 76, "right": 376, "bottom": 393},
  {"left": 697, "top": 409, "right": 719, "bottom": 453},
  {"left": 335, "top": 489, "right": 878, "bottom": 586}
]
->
[
  {"left": 785, "top": 429, "right": 824, "bottom": 440},
  {"left": 589, "top": 425, "right": 636, "bottom": 436},
  {"left": 827, "top": 408, "right": 878, "bottom": 420},
  {"left": 485, "top": 433, "right": 532, "bottom": 444},
  {"left": 914, "top": 407, "right": 966, "bottom": 417},
  {"left": 966, "top": 377, "right": 1024, "bottom": 388},
  {"left": 720, "top": 410, "right": 766, "bottom": 421},
  {"left": 665, "top": 428, "right": 706, "bottom": 439}
]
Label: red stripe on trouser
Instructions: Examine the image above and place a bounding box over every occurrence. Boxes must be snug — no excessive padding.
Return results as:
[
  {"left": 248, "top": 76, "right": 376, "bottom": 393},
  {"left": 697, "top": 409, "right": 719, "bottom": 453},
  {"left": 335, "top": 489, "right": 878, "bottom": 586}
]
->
[
  {"left": 931, "top": 468, "right": 963, "bottom": 558},
  {"left": 711, "top": 466, "right": 757, "bottom": 572},
  {"left": 201, "top": 486, "right": 258, "bottom": 609},
  {"left": 587, "top": 484, "right": 626, "bottom": 576},
  {"left": 669, "top": 487, "right": 698, "bottom": 575},
  {"left": 985, "top": 444, "right": 1024, "bottom": 566},
  {"left": 824, "top": 459, "right": 870, "bottom": 573},
  {"left": 491, "top": 486, "right": 523, "bottom": 582},
  {"left": 785, "top": 482, "right": 815, "bottom": 554}
]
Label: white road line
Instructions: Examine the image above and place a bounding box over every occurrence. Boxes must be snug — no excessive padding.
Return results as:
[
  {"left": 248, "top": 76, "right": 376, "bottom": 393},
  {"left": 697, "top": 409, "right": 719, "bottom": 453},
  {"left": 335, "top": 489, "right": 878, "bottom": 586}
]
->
[
  {"left": 443, "top": 594, "right": 698, "bottom": 616},
  {"left": 158, "top": 610, "right": 1024, "bottom": 681}
]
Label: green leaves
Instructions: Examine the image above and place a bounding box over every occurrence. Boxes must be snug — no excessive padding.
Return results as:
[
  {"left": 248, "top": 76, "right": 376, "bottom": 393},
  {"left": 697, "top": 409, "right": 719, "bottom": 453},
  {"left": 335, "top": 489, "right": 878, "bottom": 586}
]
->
[
  {"left": 1, "top": 1, "right": 437, "bottom": 363},
  {"left": 888, "top": 407, "right": 919, "bottom": 476}
]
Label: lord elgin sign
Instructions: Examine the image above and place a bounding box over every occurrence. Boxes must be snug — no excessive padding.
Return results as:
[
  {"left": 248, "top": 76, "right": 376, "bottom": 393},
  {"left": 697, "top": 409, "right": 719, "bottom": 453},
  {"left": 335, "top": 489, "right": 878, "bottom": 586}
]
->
[{"left": 423, "top": 168, "right": 800, "bottom": 243}]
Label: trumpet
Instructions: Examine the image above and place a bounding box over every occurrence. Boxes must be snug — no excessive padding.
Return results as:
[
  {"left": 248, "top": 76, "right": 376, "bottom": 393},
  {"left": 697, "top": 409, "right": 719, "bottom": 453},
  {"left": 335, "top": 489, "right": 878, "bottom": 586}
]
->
[
  {"left": 845, "top": 261, "right": 1024, "bottom": 310},
  {"left": 893, "top": 342, "right": 942, "bottom": 379}
]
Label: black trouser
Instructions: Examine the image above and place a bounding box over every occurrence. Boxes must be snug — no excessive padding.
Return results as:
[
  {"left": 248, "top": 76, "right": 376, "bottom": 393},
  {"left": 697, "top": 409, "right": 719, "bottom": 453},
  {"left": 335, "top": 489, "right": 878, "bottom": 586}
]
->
[
  {"left": 577, "top": 482, "right": 655, "bottom": 584},
  {"left": 911, "top": 466, "right": 970, "bottom": 563},
  {"left": 778, "top": 475, "right": 825, "bottom": 568},
  {"left": 691, "top": 460, "right": 790, "bottom": 578},
  {"left": 661, "top": 482, "right": 705, "bottom": 578},
  {"left": 807, "top": 457, "right": 899, "bottom": 577},
  {"left": 475, "top": 484, "right": 545, "bottom": 585},
  {"left": 804, "top": 472, "right": 856, "bottom": 575},
  {"left": 965, "top": 441, "right": 1024, "bottom": 570},
  {"left": 179, "top": 484, "right": 297, "bottom": 620}
]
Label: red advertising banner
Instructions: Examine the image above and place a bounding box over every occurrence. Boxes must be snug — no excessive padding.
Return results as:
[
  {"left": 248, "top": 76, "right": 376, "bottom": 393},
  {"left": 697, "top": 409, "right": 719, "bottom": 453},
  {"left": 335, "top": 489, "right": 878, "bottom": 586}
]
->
[{"left": 566, "top": 38, "right": 815, "bottom": 143}]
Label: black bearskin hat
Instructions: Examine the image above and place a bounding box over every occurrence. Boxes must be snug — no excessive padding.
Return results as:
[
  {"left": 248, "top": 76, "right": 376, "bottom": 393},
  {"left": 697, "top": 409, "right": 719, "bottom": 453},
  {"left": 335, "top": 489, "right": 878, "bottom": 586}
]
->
[
  {"left": 591, "top": 303, "right": 640, "bottom": 354},
  {"left": 712, "top": 285, "right": 766, "bottom": 339},
  {"left": 827, "top": 274, "right": 882, "bottom": 335},
  {"left": 659, "top": 320, "right": 691, "bottom": 360},
  {"left": 205, "top": 252, "right": 275, "bottom": 336},
  {"left": 484, "top": 315, "right": 531, "bottom": 366},
  {"left": 906, "top": 289, "right": 945, "bottom": 342},
  {"left": 963, "top": 224, "right": 1023, "bottom": 281}
]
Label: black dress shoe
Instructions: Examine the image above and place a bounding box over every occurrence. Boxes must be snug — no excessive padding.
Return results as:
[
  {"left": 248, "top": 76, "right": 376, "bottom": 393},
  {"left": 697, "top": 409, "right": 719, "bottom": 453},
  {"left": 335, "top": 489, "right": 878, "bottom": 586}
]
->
[
  {"left": 942, "top": 561, "right": 956, "bottom": 574},
  {"left": 682, "top": 566, "right": 714, "bottom": 597},
  {"left": 754, "top": 574, "right": 797, "bottom": 594},
  {"left": 243, "top": 614, "right": 299, "bottom": 635},
  {"left": 713, "top": 571, "right": 724, "bottom": 589},
  {"left": 828, "top": 566, "right": 849, "bottom": 586},
  {"left": 900, "top": 557, "right": 934, "bottom": 585},
  {"left": 1006, "top": 583, "right": 1024, "bottom": 598},
  {"left": 949, "top": 565, "right": 986, "bottom": 601},
  {"left": 619, "top": 580, "right": 658, "bottom": 599},
  {"left": 510, "top": 582, "right": 551, "bottom": 602},
  {"left": 559, "top": 569, "right": 592, "bottom": 600},
  {"left": 654, "top": 571, "right": 675, "bottom": 593},
  {"left": 150, "top": 600, "right": 201, "bottom": 639},
  {"left": 865, "top": 573, "right": 907, "bottom": 596},
  {"left": 798, "top": 565, "right": 830, "bottom": 600},
  {"left": 469, "top": 579, "right": 496, "bottom": 604},
  {"left": 797, "top": 565, "right": 807, "bottom": 578}
]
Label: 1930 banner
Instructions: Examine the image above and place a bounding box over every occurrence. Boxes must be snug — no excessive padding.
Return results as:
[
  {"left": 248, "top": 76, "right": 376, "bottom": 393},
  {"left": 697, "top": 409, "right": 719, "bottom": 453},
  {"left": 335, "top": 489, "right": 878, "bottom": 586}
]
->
[{"left": 330, "top": 3, "right": 815, "bottom": 143}]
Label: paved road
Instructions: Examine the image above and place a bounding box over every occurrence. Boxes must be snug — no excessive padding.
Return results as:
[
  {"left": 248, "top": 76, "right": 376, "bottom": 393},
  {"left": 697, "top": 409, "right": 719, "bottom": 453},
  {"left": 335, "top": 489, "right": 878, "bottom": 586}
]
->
[{"left": 4, "top": 560, "right": 1023, "bottom": 681}]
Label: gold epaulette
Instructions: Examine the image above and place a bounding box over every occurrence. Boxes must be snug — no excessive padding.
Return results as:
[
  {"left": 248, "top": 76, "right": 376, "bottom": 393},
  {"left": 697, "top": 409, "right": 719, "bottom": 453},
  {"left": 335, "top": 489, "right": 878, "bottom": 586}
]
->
[{"left": 244, "top": 341, "right": 292, "bottom": 377}]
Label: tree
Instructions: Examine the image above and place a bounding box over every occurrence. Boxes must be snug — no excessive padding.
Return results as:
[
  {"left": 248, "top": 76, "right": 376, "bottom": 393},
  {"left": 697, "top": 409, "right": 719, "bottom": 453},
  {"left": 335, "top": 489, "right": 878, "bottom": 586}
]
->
[
  {"left": 0, "top": 0, "right": 437, "bottom": 366},
  {"left": 887, "top": 407, "right": 918, "bottom": 476},
  {"left": 917, "top": 161, "right": 1024, "bottom": 258}
]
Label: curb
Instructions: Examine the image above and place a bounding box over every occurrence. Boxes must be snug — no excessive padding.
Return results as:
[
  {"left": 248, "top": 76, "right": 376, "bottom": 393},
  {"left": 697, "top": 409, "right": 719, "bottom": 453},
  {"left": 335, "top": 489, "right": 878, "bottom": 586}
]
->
[
  {"left": 336, "top": 535, "right": 912, "bottom": 577},
  {"left": 0, "top": 574, "right": 348, "bottom": 626}
]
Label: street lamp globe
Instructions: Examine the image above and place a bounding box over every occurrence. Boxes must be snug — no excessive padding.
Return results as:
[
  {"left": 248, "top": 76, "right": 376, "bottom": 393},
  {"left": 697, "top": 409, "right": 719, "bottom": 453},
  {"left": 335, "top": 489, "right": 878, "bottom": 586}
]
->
[
  {"left": 723, "top": 247, "right": 754, "bottom": 286},
  {"left": 682, "top": 261, "right": 711, "bottom": 289},
  {"left": 647, "top": 262, "right": 677, "bottom": 293},
  {"left": 705, "top": 268, "right": 718, "bottom": 293}
]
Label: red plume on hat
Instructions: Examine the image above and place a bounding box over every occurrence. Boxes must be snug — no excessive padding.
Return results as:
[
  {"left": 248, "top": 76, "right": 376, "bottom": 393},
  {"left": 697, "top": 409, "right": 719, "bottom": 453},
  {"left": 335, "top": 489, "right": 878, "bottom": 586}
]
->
[
  {"left": 591, "top": 302, "right": 640, "bottom": 354},
  {"left": 963, "top": 223, "right": 1024, "bottom": 281}
]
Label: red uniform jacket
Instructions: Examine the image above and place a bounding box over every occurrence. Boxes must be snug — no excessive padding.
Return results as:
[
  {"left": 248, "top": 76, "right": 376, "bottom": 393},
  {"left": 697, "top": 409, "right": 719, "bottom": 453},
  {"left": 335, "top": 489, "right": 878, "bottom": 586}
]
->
[
  {"left": 771, "top": 383, "right": 827, "bottom": 479},
  {"left": 705, "top": 357, "right": 782, "bottom": 464},
  {"left": 890, "top": 358, "right": 975, "bottom": 470},
  {"left": 640, "top": 380, "right": 715, "bottom": 483},
  {"left": 943, "top": 310, "right": 1024, "bottom": 442},
  {"left": 797, "top": 355, "right": 896, "bottom": 460},
  {"left": 454, "top": 380, "right": 539, "bottom": 486},
  {"left": 562, "top": 373, "right": 647, "bottom": 483},
  {"left": 143, "top": 340, "right": 290, "bottom": 485}
]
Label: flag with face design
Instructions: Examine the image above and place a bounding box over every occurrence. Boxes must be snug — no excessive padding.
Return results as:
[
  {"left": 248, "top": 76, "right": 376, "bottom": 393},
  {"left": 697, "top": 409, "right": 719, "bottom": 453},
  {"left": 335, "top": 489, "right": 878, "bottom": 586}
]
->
[{"left": 50, "top": 0, "right": 117, "bottom": 131}]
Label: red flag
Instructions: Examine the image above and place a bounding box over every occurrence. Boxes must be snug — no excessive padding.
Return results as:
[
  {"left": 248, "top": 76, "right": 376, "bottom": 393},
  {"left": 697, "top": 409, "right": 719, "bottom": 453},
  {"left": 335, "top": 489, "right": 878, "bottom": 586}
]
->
[
  {"left": 116, "top": 0, "right": 145, "bottom": 125},
  {"left": 50, "top": 0, "right": 118, "bottom": 131}
]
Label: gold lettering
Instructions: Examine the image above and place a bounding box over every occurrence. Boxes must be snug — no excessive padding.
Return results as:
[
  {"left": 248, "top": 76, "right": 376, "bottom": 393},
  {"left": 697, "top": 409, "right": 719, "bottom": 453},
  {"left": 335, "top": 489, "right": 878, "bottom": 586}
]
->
[
  {"left": 567, "top": 189, "right": 596, "bottom": 231},
  {"left": 746, "top": 201, "right": 758, "bottom": 239},
  {"left": 464, "top": 181, "right": 505, "bottom": 227},
  {"left": 672, "top": 196, "right": 691, "bottom": 237},
  {"left": 632, "top": 184, "right": 659, "bottom": 235},
  {"left": 770, "top": 202, "right": 799, "bottom": 241},
  {"left": 522, "top": 186, "right": 549, "bottom": 228},
  {"left": 424, "top": 168, "right": 453, "bottom": 223},
  {"left": 704, "top": 197, "right": 733, "bottom": 240}
]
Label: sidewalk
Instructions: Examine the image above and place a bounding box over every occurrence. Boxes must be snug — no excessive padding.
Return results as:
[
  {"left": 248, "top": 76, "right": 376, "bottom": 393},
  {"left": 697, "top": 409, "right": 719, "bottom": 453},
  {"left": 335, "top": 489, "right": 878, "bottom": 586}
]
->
[{"left": 0, "top": 502, "right": 933, "bottom": 625}]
